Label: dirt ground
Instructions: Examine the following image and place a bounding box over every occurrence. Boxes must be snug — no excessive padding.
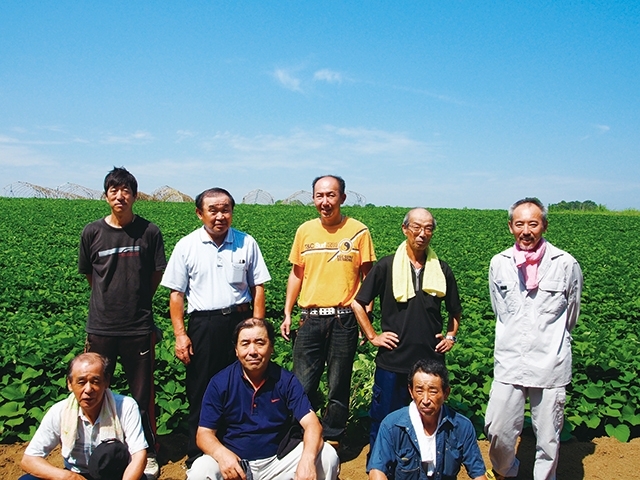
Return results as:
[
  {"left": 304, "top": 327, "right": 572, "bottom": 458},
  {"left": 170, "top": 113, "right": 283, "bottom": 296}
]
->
[{"left": 2, "top": 432, "right": 639, "bottom": 479}]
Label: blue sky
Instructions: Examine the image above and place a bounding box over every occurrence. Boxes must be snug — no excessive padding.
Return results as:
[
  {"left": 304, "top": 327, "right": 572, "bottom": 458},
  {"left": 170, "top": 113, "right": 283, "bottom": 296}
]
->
[{"left": 2, "top": 2, "right": 639, "bottom": 209}]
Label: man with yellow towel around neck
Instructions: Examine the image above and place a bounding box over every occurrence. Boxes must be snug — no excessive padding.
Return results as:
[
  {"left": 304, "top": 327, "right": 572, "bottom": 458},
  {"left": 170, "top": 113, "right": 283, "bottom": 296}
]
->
[{"left": 351, "top": 208, "right": 462, "bottom": 452}]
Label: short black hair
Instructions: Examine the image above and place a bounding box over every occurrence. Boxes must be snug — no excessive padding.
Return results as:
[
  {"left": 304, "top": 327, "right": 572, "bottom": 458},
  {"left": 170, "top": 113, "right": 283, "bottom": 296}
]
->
[
  {"left": 233, "top": 318, "right": 275, "bottom": 346},
  {"left": 104, "top": 167, "right": 138, "bottom": 196},
  {"left": 312, "top": 175, "right": 346, "bottom": 196},
  {"left": 67, "top": 352, "right": 111, "bottom": 384},
  {"left": 408, "top": 359, "right": 449, "bottom": 391},
  {"left": 195, "top": 187, "right": 236, "bottom": 210}
]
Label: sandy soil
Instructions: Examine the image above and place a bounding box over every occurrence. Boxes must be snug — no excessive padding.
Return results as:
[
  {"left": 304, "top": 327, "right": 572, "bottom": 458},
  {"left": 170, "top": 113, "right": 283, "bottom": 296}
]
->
[{"left": 2, "top": 432, "right": 639, "bottom": 479}]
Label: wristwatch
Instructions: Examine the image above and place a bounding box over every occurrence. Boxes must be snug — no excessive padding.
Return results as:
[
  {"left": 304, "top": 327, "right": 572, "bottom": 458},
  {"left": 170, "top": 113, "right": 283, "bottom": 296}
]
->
[{"left": 445, "top": 335, "right": 457, "bottom": 344}]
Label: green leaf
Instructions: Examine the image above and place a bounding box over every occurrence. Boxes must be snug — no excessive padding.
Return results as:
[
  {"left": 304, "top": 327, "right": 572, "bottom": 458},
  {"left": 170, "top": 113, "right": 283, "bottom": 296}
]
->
[
  {"left": 604, "top": 423, "right": 630, "bottom": 443},
  {"left": 0, "top": 401, "right": 27, "bottom": 418},
  {"left": 1, "top": 383, "right": 28, "bottom": 401},
  {"left": 582, "top": 385, "right": 605, "bottom": 399}
]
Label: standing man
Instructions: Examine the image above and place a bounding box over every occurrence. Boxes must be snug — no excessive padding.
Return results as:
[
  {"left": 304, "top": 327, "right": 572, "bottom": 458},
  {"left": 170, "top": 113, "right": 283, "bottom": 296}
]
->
[
  {"left": 21, "top": 353, "right": 148, "bottom": 480},
  {"left": 351, "top": 208, "right": 461, "bottom": 451},
  {"left": 280, "top": 175, "right": 376, "bottom": 446},
  {"left": 161, "top": 187, "right": 271, "bottom": 466},
  {"left": 484, "top": 198, "right": 583, "bottom": 480},
  {"left": 188, "top": 318, "right": 339, "bottom": 480},
  {"left": 79, "top": 166, "right": 166, "bottom": 479}
]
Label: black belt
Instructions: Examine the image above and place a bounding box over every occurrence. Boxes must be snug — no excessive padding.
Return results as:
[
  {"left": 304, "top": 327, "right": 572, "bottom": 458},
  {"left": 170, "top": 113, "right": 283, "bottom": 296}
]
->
[{"left": 191, "top": 303, "right": 251, "bottom": 317}]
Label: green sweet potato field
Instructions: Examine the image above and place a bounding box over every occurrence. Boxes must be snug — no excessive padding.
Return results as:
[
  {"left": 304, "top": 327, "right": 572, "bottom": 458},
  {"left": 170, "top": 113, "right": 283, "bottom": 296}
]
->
[{"left": 1, "top": 198, "right": 639, "bottom": 443}]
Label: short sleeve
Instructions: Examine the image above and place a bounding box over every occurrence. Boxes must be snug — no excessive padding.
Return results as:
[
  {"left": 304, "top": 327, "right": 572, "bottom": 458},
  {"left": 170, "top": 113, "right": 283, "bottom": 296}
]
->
[
  {"left": 288, "top": 226, "right": 305, "bottom": 267},
  {"left": 160, "top": 239, "right": 190, "bottom": 292}
]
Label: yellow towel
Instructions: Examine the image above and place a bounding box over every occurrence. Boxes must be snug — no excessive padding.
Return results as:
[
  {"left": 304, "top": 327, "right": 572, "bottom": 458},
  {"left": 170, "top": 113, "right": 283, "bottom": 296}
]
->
[
  {"left": 60, "top": 389, "right": 124, "bottom": 457},
  {"left": 392, "top": 240, "right": 446, "bottom": 302}
]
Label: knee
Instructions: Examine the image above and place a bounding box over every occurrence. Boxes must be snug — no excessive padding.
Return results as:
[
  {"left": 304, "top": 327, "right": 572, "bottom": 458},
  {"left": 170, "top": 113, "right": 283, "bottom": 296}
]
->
[
  {"left": 187, "top": 454, "right": 223, "bottom": 480},
  {"left": 317, "top": 443, "right": 340, "bottom": 480}
]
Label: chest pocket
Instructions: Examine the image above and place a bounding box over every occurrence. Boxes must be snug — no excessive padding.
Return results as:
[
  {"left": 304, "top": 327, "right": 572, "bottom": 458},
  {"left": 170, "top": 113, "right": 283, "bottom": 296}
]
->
[
  {"left": 493, "top": 280, "right": 520, "bottom": 316},
  {"left": 394, "top": 451, "right": 421, "bottom": 480},
  {"left": 536, "top": 280, "right": 566, "bottom": 317},
  {"left": 225, "top": 260, "right": 248, "bottom": 287}
]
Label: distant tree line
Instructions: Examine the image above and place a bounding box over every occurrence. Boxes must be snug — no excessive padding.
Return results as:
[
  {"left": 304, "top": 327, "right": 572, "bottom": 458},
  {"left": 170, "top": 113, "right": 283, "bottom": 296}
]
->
[{"left": 548, "top": 200, "right": 608, "bottom": 212}]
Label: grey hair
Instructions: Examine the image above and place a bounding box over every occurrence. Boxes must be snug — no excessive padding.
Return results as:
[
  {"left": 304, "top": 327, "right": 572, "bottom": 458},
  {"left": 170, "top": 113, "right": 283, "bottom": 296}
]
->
[{"left": 508, "top": 198, "right": 548, "bottom": 224}]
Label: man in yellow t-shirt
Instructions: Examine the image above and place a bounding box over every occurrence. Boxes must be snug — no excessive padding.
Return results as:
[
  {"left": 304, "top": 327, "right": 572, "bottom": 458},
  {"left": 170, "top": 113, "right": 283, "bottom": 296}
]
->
[{"left": 281, "top": 175, "right": 376, "bottom": 446}]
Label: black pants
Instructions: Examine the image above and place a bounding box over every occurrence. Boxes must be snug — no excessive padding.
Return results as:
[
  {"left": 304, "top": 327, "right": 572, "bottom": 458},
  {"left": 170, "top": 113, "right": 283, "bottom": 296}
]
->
[
  {"left": 85, "top": 332, "right": 157, "bottom": 453},
  {"left": 186, "top": 309, "right": 253, "bottom": 465}
]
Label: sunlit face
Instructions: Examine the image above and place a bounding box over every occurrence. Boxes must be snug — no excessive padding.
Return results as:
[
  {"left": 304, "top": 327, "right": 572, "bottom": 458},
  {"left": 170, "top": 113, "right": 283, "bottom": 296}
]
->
[
  {"left": 105, "top": 184, "right": 136, "bottom": 215},
  {"left": 408, "top": 371, "right": 449, "bottom": 421},
  {"left": 402, "top": 209, "right": 435, "bottom": 252},
  {"left": 67, "top": 360, "right": 109, "bottom": 417},
  {"left": 197, "top": 194, "right": 233, "bottom": 242},
  {"left": 313, "top": 177, "right": 346, "bottom": 226},
  {"left": 235, "top": 326, "right": 273, "bottom": 376},
  {"left": 509, "top": 203, "right": 547, "bottom": 251}
]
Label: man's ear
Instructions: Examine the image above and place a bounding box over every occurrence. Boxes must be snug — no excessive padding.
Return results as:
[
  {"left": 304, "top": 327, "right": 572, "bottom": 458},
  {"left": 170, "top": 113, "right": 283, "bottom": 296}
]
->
[
  {"left": 443, "top": 386, "right": 451, "bottom": 401},
  {"left": 67, "top": 380, "right": 73, "bottom": 392}
]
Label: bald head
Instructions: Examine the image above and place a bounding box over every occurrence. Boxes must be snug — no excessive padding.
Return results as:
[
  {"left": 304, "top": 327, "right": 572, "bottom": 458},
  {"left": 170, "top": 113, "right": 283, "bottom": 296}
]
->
[{"left": 402, "top": 208, "right": 436, "bottom": 230}]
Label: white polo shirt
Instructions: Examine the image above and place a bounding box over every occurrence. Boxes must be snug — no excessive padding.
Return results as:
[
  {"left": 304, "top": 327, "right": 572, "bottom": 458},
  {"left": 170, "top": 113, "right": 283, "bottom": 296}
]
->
[{"left": 161, "top": 227, "right": 271, "bottom": 312}]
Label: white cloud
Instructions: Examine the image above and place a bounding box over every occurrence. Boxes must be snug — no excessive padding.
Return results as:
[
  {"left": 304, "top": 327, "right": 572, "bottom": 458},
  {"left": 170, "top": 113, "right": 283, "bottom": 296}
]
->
[
  {"left": 101, "top": 131, "right": 154, "bottom": 145},
  {"left": 273, "top": 68, "right": 303, "bottom": 92},
  {"left": 0, "top": 144, "right": 55, "bottom": 167},
  {"left": 595, "top": 124, "right": 610, "bottom": 134},
  {"left": 313, "top": 69, "right": 343, "bottom": 84},
  {"left": 197, "top": 125, "right": 431, "bottom": 172},
  {"left": 176, "top": 130, "right": 198, "bottom": 142}
]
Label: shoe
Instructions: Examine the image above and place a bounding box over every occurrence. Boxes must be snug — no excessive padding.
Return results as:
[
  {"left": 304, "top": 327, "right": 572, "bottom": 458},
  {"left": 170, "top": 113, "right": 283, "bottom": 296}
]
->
[{"left": 144, "top": 453, "right": 160, "bottom": 479}]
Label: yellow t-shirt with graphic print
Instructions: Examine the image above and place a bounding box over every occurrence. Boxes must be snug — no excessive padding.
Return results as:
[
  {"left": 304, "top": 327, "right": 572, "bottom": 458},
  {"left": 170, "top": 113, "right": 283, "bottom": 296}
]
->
[{"left": 289, "top": 217, "right": 376, "bottom": 308}]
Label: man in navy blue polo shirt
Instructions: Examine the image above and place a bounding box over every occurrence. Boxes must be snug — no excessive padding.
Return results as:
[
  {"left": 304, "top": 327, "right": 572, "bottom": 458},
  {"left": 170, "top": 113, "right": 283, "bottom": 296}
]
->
[{"left": 187, "top": 318, "right": 339, "bottom": 480}]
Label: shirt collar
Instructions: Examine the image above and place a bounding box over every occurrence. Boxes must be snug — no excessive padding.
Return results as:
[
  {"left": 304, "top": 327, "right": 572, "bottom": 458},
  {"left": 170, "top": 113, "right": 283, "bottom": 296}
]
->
[{"left": 198, "top": 226, "right": 234, "bottom": 245}]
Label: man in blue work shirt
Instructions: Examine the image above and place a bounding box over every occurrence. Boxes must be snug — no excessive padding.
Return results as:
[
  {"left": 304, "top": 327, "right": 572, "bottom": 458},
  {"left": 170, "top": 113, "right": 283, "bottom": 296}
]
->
[
  {"left": 187, "top": 318, "right": 339, "bottom": 480},
  {"left": 368, "top": 360, "right": 486, "bottom": 480}
]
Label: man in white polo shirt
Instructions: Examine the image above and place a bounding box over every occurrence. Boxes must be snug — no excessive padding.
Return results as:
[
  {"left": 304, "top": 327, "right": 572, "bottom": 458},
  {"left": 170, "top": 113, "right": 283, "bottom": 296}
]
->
[{"left": 161, "top": 187, "right": 271, "bottom": 466}]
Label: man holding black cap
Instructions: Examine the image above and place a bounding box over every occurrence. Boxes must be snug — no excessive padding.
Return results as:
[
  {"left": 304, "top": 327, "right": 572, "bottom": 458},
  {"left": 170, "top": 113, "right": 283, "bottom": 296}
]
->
[{"left": 20, "top": 353, "right": 147, "bottom": 480}]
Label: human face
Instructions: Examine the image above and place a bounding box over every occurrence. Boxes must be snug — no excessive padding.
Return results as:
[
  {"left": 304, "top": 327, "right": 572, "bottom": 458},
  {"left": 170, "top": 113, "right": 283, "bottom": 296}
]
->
[
  {"left": 402, "top": 209, "right": 435, "bottom": 253},
  {"left": 409, "top": 371, "right": 449, "bottom": 421},
  {"left": 313, "top": 177, "right": 346, "bottom": 226},
  {"left": 67, "top": 360, "right": 108, "bottom": 419},
  {"left": 197, "top": 194, "right": 233, "bottom": 242},
  {"left": 235, "top": 325, "right": 273, "bottom": 378},
  {"left": 105, "top": 184, "right": 136, "bottom": 215},
  {"left": 509, "top": 202, "right": 547, "bottom": 251}
]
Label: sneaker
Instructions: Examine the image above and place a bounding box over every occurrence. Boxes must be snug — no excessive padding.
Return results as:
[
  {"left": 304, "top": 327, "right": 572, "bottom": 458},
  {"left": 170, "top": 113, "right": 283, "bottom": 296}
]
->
[{"left": 144, "top": 453, "right": 160, "bottom": 480}]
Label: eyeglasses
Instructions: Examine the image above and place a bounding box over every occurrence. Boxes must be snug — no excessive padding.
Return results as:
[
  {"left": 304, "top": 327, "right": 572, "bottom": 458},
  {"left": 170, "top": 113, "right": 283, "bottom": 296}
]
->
[{"left": 405, "top": 223, "right": 434, "bottom": 235}]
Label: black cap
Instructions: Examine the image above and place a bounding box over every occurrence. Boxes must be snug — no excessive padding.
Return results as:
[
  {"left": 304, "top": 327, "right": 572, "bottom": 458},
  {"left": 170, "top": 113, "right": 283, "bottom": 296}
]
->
[{"left": 88, "top": 438, "right": 130, "bottom": 480}]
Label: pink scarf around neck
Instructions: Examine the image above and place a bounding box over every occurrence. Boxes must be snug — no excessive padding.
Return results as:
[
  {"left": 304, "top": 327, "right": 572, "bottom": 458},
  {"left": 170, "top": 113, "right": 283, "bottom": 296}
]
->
[{"left": 513, "top": 238, "right": 546, "bottom": 290}]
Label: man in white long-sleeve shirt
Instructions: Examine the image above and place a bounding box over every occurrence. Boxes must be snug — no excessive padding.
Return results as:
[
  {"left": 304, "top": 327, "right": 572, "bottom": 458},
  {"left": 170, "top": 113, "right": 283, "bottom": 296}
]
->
[{"left": 484, "top": 198, "right": 583, "bottom": 480}]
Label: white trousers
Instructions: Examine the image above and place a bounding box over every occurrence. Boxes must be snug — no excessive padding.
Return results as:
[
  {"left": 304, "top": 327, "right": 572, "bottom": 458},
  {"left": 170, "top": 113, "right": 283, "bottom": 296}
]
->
[
  {"left": 187, "top": 442, "right": 340, "bottom": 480},
  {"left": 484, "top": 381, "right": 566, "bottom": 480}
]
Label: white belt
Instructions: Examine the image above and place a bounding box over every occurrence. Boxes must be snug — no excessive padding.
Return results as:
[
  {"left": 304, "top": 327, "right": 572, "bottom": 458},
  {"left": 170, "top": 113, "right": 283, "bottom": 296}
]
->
[{"left": 301, "top": 307, "right": 352, "bottom": 316}]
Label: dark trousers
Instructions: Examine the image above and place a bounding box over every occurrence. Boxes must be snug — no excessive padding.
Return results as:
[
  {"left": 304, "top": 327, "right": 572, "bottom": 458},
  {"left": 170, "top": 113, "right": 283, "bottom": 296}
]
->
[
  {"left": 292, "top": 312, "right": 359, "bottom": 440},
  {"left": 85, "top": 333, "right": 157, "bottom": 453},
  {"left": 369, "top": 367, "right": 412, "bottom": 451},
  {"left": 186, "top": 309, "right": 252, "bottom": 465}
]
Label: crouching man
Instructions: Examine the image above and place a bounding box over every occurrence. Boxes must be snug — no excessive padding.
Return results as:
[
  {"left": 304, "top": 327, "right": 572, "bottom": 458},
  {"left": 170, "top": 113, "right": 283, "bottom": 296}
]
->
[
  {"left": 368, "top": 360, "right": 487, "bottom": 480},
  {"left": 20, "top": 352, "right": 147, "bottom": 480},
  {"left": 188, "top": 318, "right": 339, "bottom": 480}
]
